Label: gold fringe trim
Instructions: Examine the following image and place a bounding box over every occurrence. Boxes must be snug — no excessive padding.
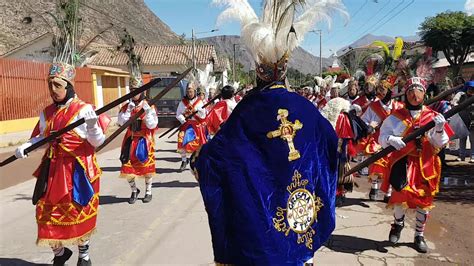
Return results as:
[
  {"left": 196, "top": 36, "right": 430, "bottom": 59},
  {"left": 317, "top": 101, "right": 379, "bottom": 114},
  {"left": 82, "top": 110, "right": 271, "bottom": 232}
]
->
[
  {"left": 386, "top": 202, "right": 435, "bottom": 211},
  {"left": 176, "top": 149, "right": 194, "bottom": 155},
  {"left": 386, "top": 202, "right": 409, "bottom": 210},
  {"left": 36, "top": 228, "right": 96, "bottom": 247},
  {"left": 119, "top": 173, "right": 155, "bottom": 179},
  {"left": 215, "top": 263, "right": 234, "bottom": 266}
]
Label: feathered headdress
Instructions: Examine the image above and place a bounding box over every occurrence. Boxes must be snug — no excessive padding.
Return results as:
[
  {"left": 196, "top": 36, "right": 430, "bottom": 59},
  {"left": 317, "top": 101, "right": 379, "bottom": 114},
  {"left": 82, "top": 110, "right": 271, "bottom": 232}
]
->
[
  {"left": 47, "top": 0, "right": 84, "bottom": 84},
  {"left": 214, "top": 0, "right": 348, "bottom": 82},
  {"left": 365, "top": 37, "right": 405, "bottom": 90},
  {"left": 47, "top": 0, "right": 112, "bottom": 84},
  {"left": 371, "top": 37, "right": 404, "bottom": 72},
  {"left": 395, "top": 46, "right": 436, "bottom": 92},
  {"left": 320, "top": 97, "right": 350, "bottom": 129},
  {"left": 117, "top": 30, "right": 143, "bottom": 88},
  {"left": 197, "top": 63, "right": 221, "bottom": 99}
]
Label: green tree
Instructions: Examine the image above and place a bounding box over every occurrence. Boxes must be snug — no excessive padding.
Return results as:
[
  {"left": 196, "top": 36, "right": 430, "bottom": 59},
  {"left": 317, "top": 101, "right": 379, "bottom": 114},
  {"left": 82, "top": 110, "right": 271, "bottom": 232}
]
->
[{"left": 419, "top": 11, "right": 474, "bottom": 77}]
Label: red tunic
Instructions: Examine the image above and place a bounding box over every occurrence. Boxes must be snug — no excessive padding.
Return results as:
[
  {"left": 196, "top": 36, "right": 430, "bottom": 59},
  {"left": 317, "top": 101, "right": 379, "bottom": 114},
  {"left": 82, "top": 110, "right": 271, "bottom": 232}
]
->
[
  {"left": 177, "top": 98, "right": 207, "bottom": 153},
  {"left": 357, "top": 101, "right": 404, "bottom": 190},
  {"left": 316, "top": 95, "right": 327, "bottom": 109},
  {"left": 33, "top": 99, "right": 108, "bottom": 246},
  {"left": 382, "top": 108, "right": 454, "bottom": 209},
  {"left": 352, "top": 95, "right": 372, "bottom": 113},
  {"left": 206, "top": 100, "right": 231, "bottom": 136},
  {"left": 119, "top": 101, "right": 157, "bottom": 178}
]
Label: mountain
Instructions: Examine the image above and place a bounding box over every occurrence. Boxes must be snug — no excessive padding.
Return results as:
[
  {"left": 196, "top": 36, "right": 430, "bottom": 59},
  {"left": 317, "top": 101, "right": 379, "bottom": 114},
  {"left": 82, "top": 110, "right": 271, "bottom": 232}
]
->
[
  {"left": 0, "top": 0, "right": 180, "bottom": 55},
  {"left": 200, "top": 35, "right": 332, "bottom": 75},
  {"left": 337, "top": 33, "right": 421, "bottom": 54}
]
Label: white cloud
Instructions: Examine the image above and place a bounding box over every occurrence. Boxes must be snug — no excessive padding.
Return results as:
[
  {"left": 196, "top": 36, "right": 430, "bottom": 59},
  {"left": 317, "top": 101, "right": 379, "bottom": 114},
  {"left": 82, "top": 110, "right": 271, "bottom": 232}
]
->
[{"left": 466, "top": 0, "right": 474, "bottom": 15}]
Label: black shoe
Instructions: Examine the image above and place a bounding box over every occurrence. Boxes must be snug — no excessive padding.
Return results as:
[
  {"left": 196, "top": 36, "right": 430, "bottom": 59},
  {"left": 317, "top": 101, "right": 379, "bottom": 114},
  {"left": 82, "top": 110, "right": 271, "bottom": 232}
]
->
[
  {"left": 143, "top": 193, "right": 152, "bottom": 203},
  {"left": 53, "top": 247, "right": 73, "bottom": 266},
  {"left": 389, "top": 223, "right": 404, "bottom": 244},
  {"left": 77, "top": 258, "right": 92, "bottom": 266},
  {"left": 179, "top": 160, "right": 188, "bottom": 171},
  {"left": 383, "top": 195, "right": 391, "bottom": 203},
  {"left": 369, "top": 188, "right": 379, "bottom": 201},
  {"left": 414, "top": 235, "right": 428, "bottom": 253},
  {"left": 128, "top": 189, "right": 140, "bottom": 204}
]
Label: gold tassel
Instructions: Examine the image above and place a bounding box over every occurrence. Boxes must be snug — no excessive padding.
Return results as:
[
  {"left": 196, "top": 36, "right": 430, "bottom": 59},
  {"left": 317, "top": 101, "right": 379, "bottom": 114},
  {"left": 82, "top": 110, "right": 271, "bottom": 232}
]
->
[{"left": 36, "top": 228, "right": 96, "bottom": 247}]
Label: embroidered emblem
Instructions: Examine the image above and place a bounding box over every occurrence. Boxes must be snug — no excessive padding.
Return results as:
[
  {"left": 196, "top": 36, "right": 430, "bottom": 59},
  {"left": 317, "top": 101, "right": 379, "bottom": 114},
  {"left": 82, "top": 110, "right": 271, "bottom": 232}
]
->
[
  {"left": 273, "top": 170, "right": 323, "bottom": 249},
  {"left": 267, "top": 109, "right": 303, "bottom": 161}
]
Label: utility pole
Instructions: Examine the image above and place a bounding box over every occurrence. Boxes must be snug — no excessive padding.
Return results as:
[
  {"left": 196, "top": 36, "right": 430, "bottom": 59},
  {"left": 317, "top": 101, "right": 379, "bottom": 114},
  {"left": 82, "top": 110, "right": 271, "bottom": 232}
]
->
[
  {"left": 319, "top": 30, "right": 322, "bottom": 76},
  {"left": 310, "top": 29, "right": 323, "bottom": 76},
  {"left": 191, "top": 28, "right": 218, "bottom": 76},
  {"left": 233, "top": 43, "right": 237, "bottom": 82},
  {"left": 192, "top": 28, "right": 196, "bottom": 75}
]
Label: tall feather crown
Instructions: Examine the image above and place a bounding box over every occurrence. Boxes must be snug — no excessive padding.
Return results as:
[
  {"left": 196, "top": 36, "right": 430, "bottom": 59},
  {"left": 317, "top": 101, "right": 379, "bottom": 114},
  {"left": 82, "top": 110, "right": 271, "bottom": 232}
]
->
[
  {"left": 214, "top": 0, "right": 348, "bottom": 82},
  {"left": 118, "top": 30, "right": 143, "bottom": 88},
  {"left": 48, "top": 0, "right": 84, "bottom": 84}
]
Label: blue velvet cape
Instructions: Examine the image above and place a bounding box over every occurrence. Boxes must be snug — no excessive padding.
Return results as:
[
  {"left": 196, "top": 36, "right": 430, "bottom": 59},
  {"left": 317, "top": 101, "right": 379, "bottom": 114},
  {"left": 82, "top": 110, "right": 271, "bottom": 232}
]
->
[{"left": 194, "top": 85, "right": 338, "bottom": 265}]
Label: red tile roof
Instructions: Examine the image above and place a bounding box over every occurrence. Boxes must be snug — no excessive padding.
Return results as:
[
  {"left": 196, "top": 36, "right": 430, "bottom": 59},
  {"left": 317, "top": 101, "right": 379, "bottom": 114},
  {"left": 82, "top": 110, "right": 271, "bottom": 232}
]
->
[{"left": 89, "top": 45, "right": 217, "bottom": 66}]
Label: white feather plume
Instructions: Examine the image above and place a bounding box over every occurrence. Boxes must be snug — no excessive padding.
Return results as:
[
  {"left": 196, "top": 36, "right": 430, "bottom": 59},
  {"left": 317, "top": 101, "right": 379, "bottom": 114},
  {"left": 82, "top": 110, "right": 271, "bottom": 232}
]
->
[
  {"left": 314, "top": 76, "right": 327, "bottom": 88},
  {"left": 231, "top": 81, "right": 240, "bottom": 90},
  {"left": 196, "top": 63, "right": 221, "bottom": 99},
  {"left": 332, "top": 78, "right": 350, "bottom": 90},
  {"left": 320, "top": 97, "right": 350, "bottom": 129},
  {"left": 213, "top": 0, "right": 348, "bottom": 64}
]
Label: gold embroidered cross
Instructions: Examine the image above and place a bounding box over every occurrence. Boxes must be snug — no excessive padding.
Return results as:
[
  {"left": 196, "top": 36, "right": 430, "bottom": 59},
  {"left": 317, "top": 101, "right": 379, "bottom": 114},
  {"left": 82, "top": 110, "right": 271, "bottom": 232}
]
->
[{"left": 266, "top": 109, "right": 303, "bottom": 161}]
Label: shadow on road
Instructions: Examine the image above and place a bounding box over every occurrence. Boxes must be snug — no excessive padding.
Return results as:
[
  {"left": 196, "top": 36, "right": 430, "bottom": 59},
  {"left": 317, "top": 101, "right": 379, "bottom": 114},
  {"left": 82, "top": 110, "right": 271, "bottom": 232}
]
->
[
  {"left": 155, "top": 149, "right": 177, "bottom": 153},
  {"left": 0, "top": 258, "right": 48, "bottom": 265},
  {"left": 325, "top": 234, "right": 414, "bottom": 254},
  {"left": 339, "top": 197, "right": 371, "bottom": 208},
  {"left": 99, "top": 195, "right": 129, "bottom": 205},
  {"left": 155, "top": 167, "right": 181, "bottom": 174},
  {"left": 101, "top": 167, "right": 121, "bottom": 172},
  {"left": 13, "top": 193, "right": 32, "bottom": 202},
  {"left": 152, "top": 180, "right": 198, "bottom": 188},
  {"left": 156, "top": 157, "right": 181, "bottom": 163}
]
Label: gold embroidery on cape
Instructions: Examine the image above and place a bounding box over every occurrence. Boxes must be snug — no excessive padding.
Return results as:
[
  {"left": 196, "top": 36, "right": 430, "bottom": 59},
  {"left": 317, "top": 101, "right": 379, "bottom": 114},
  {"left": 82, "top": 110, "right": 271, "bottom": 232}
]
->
[
  {"left": 266, "top": 109, "right": 303, "bottom": 161},
  {"left": 273, "top": 170, "right": 323, "bottom": 249}
]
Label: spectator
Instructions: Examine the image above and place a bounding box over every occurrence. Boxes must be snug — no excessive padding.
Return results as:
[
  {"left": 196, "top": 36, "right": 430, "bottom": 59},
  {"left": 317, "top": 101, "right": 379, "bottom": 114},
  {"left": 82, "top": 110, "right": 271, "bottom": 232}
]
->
[{"left": 456, "top": 81, "right": 474, "bottom": 162}]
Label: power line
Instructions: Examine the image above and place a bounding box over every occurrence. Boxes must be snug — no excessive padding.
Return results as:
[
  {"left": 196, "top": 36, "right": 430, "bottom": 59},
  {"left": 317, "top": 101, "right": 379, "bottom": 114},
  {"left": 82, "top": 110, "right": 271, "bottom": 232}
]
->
[
  {"left": 351, "top": 0, "right": 370, "bottom": 20},
  {"left": 357, "top": 0, "right": 408, "bottom": 38},
  {"left": 342, "top": 0, "right": 394, "bottom": 44},
  {"left": 369, "top": 0, "right": 415, "bottom": 34},
  {"left": 325, "top": 0, "right": 369, "bottom": 43}
]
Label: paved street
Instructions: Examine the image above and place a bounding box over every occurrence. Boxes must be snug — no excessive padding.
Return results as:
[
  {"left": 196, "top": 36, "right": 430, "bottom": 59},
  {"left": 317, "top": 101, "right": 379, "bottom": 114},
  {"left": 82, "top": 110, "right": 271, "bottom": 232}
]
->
[{"left": 0, "top": 131, "right": 468, "bottom": 265}]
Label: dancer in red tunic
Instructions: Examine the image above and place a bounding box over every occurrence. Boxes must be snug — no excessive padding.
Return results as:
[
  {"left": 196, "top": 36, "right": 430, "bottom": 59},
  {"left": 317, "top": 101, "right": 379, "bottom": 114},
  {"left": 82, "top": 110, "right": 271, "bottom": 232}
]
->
[
  {"left": 379, "top": 77, "right": 454, "bottom": 253},
  {"left": 118, "top": 75, "right": 158, "bottom": 204},
  {"left": 15, "top": 62, "right": 109, "bottom": 265},
  {"left": 176, "top": 83, "right": 207, "bottom": 171},
  {"left": 360, "top": 79, "right": 404, "bottom": 201}
]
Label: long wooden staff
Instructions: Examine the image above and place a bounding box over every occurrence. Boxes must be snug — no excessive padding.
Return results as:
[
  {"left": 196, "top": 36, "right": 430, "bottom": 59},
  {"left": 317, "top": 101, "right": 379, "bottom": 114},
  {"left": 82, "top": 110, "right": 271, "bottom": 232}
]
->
[
  {"left": 343, "top": 95, "right": 474, "bottom": 177},
  {"left": 425, "top": 84, "right": 463, "bottom": 106},
  {"left": 159, "top": 86, "right": 247, "bottom": 139},
  {"left": 95, "top": 67, "right": 192, "bottom": 152},
  {"left": 0, "top": 78, "right": 162, "bottom": 167}
]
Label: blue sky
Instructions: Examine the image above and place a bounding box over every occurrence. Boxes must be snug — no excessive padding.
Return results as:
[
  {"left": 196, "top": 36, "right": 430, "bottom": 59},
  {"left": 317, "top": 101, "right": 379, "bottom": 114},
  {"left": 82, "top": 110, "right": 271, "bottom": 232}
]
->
[{"left": 145, "top": 0, "right": 467, "bottom": 57}]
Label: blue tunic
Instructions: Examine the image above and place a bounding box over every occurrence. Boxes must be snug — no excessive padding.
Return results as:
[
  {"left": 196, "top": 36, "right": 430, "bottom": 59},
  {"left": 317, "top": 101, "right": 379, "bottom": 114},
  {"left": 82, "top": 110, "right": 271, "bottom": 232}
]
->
[{"left": 194, "top": 85, "right": 338, "bottom": 265}]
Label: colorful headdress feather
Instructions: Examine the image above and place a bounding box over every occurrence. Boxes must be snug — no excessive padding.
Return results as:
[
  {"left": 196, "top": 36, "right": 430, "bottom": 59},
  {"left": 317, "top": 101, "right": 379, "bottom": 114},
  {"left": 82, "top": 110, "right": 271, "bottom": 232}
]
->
[
  {"left": 214, "top": 0, "right": 348, "bottom": 82},
  {"left": 118, "top": 30, "right": 143, "bottom": 88}
]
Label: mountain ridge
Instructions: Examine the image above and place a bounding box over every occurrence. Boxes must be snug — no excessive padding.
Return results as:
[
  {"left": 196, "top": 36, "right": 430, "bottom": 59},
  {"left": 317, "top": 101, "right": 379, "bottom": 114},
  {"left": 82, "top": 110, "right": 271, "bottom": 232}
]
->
[
  {"left": 0, "top": 0, "right": 180, "bottom": 55},
  {"left": 199, "top": 35, "right": 332, "bottom": 75}
]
